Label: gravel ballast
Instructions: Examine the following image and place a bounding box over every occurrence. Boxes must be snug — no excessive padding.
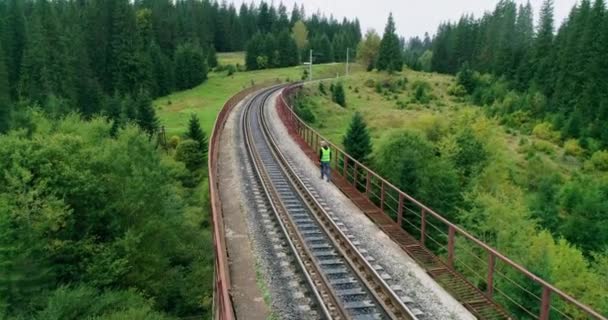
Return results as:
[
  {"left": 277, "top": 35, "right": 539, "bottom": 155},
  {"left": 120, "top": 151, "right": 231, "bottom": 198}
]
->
[
  {"left": 264, "top": 90, "right": 476, "bottom": 320},
  {"left": 220, "top": 92, "right": 319, "bottom": 320}
]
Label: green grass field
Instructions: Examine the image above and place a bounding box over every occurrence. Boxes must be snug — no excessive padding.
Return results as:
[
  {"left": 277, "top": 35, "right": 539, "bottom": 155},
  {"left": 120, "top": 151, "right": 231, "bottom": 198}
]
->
[
  {"left": 301, "top": 67, "right": 462, "bottom": 147},
  {"left": 155, "top": 62, "right": 350, "bottom": 137},
  {"left": 300, "top": 65, "right": 584, "bottom": 177},
  {"left": 217, "top": 51, "right": 245, "bottom": 66}
]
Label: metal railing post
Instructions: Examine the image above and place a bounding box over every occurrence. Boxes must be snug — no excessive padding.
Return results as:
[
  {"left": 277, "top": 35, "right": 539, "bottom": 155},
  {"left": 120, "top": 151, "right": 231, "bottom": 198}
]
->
[
  {"left": 540, "top": 286, "right": 552, "bottom": 320},
  {"left": 343, "top": 156, "right": 348, "bottom": 177},
  {"left": 448, "top": 226, "right": 455, "bottom": 268},
  {"left": 397, "top": 193, "right": 404, "bottom": 226},
  {"left": 353, "top": 162, "right": 359, "bottom": 187},
  {"left": 380, "top": 181, "right": 385, "bottom": 212},
  {"left": 487, "top": 253, "right": 495, "bottom": 298},
  {"left": 421, "top": 209, "right": 427, "bottom": 245},
  {"left": 366, "top": 171, "right": 371, "bottom": 197}
]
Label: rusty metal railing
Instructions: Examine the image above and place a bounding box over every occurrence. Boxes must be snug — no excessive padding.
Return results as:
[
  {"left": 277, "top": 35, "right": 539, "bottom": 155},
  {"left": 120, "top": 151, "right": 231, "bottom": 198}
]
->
[
  {"left": 276, "top": 84, "right": 607, "bottom": 320},
  {"left": 208, "top": 82, "right": 279, "bottom": 320}
]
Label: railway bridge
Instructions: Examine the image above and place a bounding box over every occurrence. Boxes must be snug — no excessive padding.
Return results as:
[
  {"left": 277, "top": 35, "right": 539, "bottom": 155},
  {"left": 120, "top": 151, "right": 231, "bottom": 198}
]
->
[{"left": 208, "top": 83, "right": 607, "bottom": 320}]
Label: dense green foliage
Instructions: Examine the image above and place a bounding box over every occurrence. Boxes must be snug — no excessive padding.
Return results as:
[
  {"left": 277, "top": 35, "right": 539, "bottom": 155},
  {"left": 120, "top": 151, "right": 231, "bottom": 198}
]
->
[
  {"left": 0, "top": 44, "right": 10, "bottom": 133},
  {"left": 174, "top": 42, "right": 208, "bottom": 90},
  {"left": 2, "top": 0, "right": 386, "bottom": 130},
  {"left": 343, "top": 113, "right": 372, "bottom": 164},
  {"left": 376, "top": 13, "right": 403, "bottom": 72},
  {"left": 244, "top": 7, "right": 361, "bottom": 69},
  {"left": 245, "top": 31, "right": 299, "bottom": 70},
  {"left": 356, "top": 29, "right": 382, "bottom": 71},
  {"left": 375, "top": 131, "right": 461, "bottom": 217},
  {"left": 410, "top": 0, "right": 608, "bottom": 148},
  {"left": 0, "top": 113, "right": 213, "bottom": 319},
  {"left": 296, "top": 67, "right": 608, "bottom": 316}
]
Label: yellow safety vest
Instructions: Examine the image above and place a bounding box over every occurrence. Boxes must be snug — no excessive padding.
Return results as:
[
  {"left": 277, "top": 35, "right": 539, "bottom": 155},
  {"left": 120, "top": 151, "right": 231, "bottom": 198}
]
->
[{"left": 321, "top": 147, "right": 331, "bottom": 162}]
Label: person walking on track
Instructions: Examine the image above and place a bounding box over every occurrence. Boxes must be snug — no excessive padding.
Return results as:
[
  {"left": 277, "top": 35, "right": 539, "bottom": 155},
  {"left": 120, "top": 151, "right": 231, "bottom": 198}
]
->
[{"left": 319, "top": 141, "right": 331, "bottom": 182}]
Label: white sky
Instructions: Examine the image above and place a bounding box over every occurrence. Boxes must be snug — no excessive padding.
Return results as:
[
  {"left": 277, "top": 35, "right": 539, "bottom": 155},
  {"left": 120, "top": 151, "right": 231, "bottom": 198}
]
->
[{"left": 230, "top": 0, "right": 579, "bottom": 39}]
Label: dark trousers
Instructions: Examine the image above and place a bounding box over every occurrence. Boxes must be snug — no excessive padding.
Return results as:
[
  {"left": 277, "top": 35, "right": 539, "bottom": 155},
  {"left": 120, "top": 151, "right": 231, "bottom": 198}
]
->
[{"left": 320, "top": 162, "right": 330, "bottom": 181}]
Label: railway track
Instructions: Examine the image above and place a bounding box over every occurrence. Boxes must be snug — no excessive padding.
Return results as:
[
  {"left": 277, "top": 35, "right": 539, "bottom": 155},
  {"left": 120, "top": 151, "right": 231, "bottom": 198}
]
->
[{"left": 241, "top": 85, "right": 422, "bottom": 320}]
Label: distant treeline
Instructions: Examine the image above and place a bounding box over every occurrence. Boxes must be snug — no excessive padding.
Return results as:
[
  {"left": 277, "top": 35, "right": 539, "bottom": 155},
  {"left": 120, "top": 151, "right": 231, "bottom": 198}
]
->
[{"left": 405, "top": 0, "right": 608, "bottom": 148}]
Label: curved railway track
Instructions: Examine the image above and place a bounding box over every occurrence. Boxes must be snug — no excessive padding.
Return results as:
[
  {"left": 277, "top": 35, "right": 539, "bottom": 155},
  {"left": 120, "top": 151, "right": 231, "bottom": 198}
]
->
[{"left": 241, "top": 85, "right": 421, "bottom": 320}]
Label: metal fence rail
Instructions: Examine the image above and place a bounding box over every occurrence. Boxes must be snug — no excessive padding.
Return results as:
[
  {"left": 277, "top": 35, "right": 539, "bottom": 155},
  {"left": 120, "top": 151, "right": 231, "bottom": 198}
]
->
[
  {"left": 276, "top": 84, "right": 607, "bottom": 320},
  {"left": 208, "top": 83, "right": 275, "bottom": 320}
]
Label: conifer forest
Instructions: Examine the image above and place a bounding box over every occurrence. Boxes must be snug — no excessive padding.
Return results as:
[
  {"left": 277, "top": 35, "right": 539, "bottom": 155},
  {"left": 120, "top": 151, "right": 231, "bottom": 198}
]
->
[{"left": 1, "top": 0, "right": 608, "bottom": 319}]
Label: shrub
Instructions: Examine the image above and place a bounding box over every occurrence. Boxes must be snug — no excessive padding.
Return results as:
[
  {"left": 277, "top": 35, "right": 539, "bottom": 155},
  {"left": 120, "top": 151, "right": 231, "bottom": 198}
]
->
[
  {"left": 395, "top": 100, "right": 407, "bottom": 110},
  {"left": 364, "top": 79, "right": 375, "bottom": 88},
  {"left": 563, "top": 139, "right": 583, "bottom": 157},
  {"left": 294, "top": 100, "right": 316, "bottom": 123},
  {"left": 318, "top": 82, "right": 326, "bottom": 95},
  {"left": 588, "top": 150, "right": 608, "bottom": 171},
  {"left": 226, "top": 64, "right": 236, "bottom": 76},
  {"left": 175, "top": 139, "right": 205, "bottom": 171},
  {"left": 533, "top": 122, "right": 561, "bottom": 143},
  {"left": 168, "top": 135, "right": 181, "bottom": 149},
  {"left": 411, "top": 81, "right": 431, "bottom": 104},
  {"left": 375, "top": 82, "right": 382, "bottom": 93},
  {"left": 532, "top": 140, "right": 556, "bottom": 156},
  {"left": 448, "top": 84, "right": 467, "bottom": 97},
  {"left": 331, "top": 82, "right": 346, "bottom": 107}
]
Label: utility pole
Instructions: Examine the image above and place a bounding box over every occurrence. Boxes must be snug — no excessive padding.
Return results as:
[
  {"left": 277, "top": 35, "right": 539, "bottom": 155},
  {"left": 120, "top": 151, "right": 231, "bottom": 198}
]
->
[
  {"left": 309, "top": 49, "right": 313, "bottom": 81},
  {"left": 346, "top": 48, "right": 350, "bottom": 77}
]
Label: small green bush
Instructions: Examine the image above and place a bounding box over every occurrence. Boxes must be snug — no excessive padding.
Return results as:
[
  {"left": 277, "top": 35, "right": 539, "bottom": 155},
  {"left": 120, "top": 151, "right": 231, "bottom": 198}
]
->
[
  {"left": 563, "top": 139, "right": 583, "bottom": 157},
  {"left": 375, "top": 82, "right": 382, "bottom": 94},
  {"left": 226, "top": 64, "right": 236, "bottom": 76},
  {"left": 411, "top": 81, "right": 431, "bottom": 104},
  {"left": 533, "top": 122, "right": 561, "bottom": 143},
  {"left": 588, "top": 150, "right": 608, "bottom": 171},
  {"left": 168, "top": 135, "right": 181, "bottom": 149},
  {"left": 532, "top": 140, "right": 556, "bottom": 156},
  {"left": 175, "top": 139, "right": 205, "bottom": 171}
]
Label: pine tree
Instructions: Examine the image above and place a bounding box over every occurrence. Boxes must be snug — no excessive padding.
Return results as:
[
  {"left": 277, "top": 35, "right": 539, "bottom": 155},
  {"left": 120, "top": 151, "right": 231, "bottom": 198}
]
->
[
  {"left": 207, "top": 45, "right": 218, "bottom": 69},
  {"left": 377, "top": 13, "right": 403, "bottom": 73},
  {"left": 0, "top": 44, "right": 11, "bottom": 133},
  {"left": 109, "top": 0, "right": 140, "bottom": 94},
  {"left": 257, "top": 2, "right": 273, "bottom": 33},
  {"left": 18, "top": 14, "right": 50, "bottom": 104},
  {"left": 4, "top": 0, "right": 26, "bottom": 98},
  {"left": 514, "top": 2, "right": 535, "bottom": 90},
  {"left": 533, "top": 0, "right": 555, "bottom": 95},
  {"left": 149, "top": 41, "right": 174, "bottom": 97},
  {"left": 245, "top": 33, "right": 266, "bottom": 70},
  {"left": 277, "top": 30, "right": 298, "bottom": 67},
  {"left": 331, "top": 82, "right": 346, "bottom": 107},
  {"left": 185, "top": 113, "right": 208, "bottom": 158},
  {"left": 174, "top": 42, "right": 207, "bottom": 90},
  {"left": 357, "top": 29, "right": 381, "bottom": 71},
  {"left": 343, "top": 112, "right": 372, "bottom": 164},
  {"left": 313, "top": 34, "right": 333, "bottom": 63},
  {"left": 134, "top": 90, "right": 158, "bottom": 136}
]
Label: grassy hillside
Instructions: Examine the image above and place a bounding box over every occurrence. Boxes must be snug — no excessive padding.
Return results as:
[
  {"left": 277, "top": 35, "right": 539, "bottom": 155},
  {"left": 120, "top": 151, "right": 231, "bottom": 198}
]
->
[
  {"left": 217, "top": 51, "right": 246, "bottom": 66},
  {"left": 296, "top": 65, "right": 608, "bottom": 316},
  {"left": 300, "top": 67, "right": 585, "bottom": 178},
  {"left": 155, "top": 62, "right": 350, "bottom": 137}
]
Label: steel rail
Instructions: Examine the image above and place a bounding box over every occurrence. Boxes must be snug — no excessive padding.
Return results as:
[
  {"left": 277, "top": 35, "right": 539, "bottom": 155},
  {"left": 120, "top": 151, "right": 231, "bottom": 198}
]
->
[
  {"left": 242, "top": 86, "right": 346, "bottom": 319},
  {"left": 243, "top": 85, "right": 420, "bottom": 319},
  {"left": 258, "top": 88, "right": 420, "bottom": 320}
]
